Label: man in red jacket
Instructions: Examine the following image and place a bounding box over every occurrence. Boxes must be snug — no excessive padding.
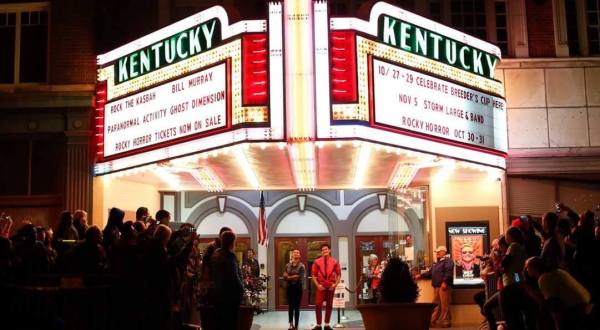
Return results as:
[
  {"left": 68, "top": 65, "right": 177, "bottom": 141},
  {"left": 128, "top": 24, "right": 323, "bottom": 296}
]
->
[{"left": 311, "top": 243, "right": 341, "bottom": 330}]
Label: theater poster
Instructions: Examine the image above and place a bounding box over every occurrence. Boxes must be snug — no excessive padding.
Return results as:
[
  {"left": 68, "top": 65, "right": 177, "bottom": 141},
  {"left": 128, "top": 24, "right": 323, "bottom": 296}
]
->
[{"left": 446, "top": 222, "right": 489, "bottom": 286}]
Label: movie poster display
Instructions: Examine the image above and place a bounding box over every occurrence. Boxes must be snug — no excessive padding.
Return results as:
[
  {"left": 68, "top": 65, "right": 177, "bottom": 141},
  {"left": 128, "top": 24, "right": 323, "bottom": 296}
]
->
[{"left": 446, "top": 222, "right": 489, "bottom": 286}]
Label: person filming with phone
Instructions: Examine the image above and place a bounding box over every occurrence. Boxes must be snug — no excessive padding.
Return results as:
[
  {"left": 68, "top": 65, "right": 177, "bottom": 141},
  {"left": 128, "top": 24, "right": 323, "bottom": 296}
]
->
[{"left": 499, "top": 226, "right": 535, "bottom": 330}]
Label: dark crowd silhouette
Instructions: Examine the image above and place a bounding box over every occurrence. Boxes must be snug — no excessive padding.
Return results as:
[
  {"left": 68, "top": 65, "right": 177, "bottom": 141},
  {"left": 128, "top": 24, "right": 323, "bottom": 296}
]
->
[
  {"left": 473, "top": 204, "right": 600, "bottom": 330},
  {"left": 1, "top": 202, "right": 600, "bottom": 330},
  {"left": 0, "top": 207, "right": 253, "bottom": 330}
]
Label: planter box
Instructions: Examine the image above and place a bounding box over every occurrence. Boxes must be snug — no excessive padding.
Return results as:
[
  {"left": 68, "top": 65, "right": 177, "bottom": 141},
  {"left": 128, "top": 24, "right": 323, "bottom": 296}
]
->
[
  {"left": 357, "top": 303, "right": 436, "bottom": 330},
  {"left": 237, "top": 305, "right": 255, "bottom": 330}
]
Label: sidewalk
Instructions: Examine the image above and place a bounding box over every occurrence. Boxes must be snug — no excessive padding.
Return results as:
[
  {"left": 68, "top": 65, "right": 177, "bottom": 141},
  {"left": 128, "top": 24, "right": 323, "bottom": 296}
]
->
[{"left": 250, "top": 310, "right": 481, "bottom": 330}]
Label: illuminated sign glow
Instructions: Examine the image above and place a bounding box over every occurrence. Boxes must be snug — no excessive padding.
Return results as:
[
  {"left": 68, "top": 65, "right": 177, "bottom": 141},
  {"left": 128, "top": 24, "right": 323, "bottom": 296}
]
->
[
  {"left": 373, "top": 59, "right": 507, "bottom": 153},
  {"left": 322, "top": 2, "right": 507, "bottom": 164},
  {"left": 115, "top": 18, "right": 221, "bottom": 84},
  {"left": 95, "top": 4, "right": 284, "bottom": 170},
  {"left": 103, "top": 63, "right": 228, "bottom": 157},
  {"left": 378, "top": 15, "right": 498, "bottom": 79},
  {"left": 331, "top": 35, "right": 505, "bottom": 122},
  {"left": 284, "top": 0, "right": 316, "bottom": 141}
]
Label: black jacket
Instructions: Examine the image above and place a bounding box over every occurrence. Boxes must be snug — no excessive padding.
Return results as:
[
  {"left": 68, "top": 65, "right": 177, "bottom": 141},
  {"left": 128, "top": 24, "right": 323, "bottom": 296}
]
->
[
  {"left": 421, "top": 255, "right": 454, "bottom": 287},
  {"left": 211, "top": 248, "right": 244, "bottom": 305}
]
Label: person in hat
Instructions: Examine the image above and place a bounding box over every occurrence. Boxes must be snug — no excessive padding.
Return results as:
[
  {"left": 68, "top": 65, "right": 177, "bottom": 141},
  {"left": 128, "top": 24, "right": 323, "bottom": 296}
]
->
[{"left": 416, "top": 245, "right": 454, "bottom": 328}]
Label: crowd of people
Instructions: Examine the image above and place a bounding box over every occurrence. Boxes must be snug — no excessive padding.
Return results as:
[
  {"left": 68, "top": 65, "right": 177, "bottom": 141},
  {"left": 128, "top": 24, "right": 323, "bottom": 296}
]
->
[
  {"left": 472, "top": 204, "right": 599, "bottom": 330},
  {"left": 1, "top": 202, "right": 599, "bottom": 330},
  {"left": 0, "top": 207, "right": 261, "bottom": 330}
]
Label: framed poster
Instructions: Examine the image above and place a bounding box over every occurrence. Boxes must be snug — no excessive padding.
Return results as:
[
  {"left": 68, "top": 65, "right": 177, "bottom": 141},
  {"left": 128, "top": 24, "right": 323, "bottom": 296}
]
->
[{"left": 445, "top": 222, "right": 489, "bottom": 286}]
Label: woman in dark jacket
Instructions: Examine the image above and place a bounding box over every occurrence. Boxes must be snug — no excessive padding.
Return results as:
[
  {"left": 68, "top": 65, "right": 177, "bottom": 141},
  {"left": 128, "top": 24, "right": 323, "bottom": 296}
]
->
[
  {"left": 102, "top": 207, "right": 124, "bottom": 254},
  {"left": 53, "top": 211, "right": 79, "bottom": 258}
]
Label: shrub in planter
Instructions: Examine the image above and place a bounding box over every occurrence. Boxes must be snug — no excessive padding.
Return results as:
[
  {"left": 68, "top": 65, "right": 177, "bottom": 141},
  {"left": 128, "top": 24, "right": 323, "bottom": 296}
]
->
[
  {"left": 357, "top": 258, "right": 435, "bottom": 330},
  {"left": 237, "top": 273, "right": 269, "bottom": 330}
]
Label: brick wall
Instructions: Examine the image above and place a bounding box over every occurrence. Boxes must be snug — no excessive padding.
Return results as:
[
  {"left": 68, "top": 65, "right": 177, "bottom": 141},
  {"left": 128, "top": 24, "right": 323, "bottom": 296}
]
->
[
  {"left": 526, "top": 0, "right": 556, "bottom": 57},
  {"left": 48, "top": 0, "right": 96, "bottom": 84}
]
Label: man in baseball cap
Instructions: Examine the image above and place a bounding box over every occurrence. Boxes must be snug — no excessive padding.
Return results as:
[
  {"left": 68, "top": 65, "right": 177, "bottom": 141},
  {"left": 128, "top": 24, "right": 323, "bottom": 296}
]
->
[{"left": 416, "top": 245, "right": 454, "bottom": 327}]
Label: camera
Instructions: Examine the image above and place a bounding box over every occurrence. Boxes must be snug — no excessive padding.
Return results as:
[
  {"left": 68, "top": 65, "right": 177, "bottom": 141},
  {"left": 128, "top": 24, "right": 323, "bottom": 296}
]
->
[{"left": 477, "top": 255, "right": 490, "bottom": 262}]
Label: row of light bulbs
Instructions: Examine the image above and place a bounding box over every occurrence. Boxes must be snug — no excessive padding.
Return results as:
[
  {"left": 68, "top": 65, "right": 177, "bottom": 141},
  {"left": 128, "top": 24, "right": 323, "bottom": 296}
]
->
[{"left": 101, "top": 140, "right": 501, "bottom": 191}]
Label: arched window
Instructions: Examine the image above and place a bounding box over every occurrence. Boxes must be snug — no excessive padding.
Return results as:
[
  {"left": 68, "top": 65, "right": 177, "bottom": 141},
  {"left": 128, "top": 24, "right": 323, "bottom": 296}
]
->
[
  {"left": 356, "top": 209, "right": 410, "bottom": 233},
  {"left": 275, "top": 210, "right": 329, "bottom": 234},
  {"left": 196, "top": 211, "right": 249, "bottom": 236}
]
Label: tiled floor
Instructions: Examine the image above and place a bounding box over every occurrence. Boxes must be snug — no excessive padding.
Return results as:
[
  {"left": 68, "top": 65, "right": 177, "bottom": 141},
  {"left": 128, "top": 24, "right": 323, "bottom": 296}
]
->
[{"left": 250, "top": 310, "right": 481, "bottom": 330}]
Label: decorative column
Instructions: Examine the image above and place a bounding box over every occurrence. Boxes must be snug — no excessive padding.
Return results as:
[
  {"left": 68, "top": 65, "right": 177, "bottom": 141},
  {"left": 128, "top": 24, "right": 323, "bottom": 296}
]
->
[
  {"left": 508, "top": 0, "right": 529, "bottom": 57},
  {"left": 552, "top": 0, "right": 570, "bottom": 56},
  {"left": 283, "top": 0, "right": 319, "bottom": 190},
  {"left": 64, "top": 116, "right": 92, "bottom": 214}
]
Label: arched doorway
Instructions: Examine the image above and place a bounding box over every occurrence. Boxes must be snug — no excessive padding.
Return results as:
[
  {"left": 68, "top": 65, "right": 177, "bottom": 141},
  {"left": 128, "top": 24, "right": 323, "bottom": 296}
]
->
[
  {"left": 274, "top": 210, "right": 331, "bottom": 310},
  {"left": 194, "top": 211, "right": 252, "bottom": 266}
]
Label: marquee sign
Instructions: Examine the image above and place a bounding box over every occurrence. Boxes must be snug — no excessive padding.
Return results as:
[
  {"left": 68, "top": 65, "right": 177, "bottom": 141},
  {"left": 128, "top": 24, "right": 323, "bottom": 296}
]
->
[
  {"left": 94, "top": 1, "right": 508, "bottom": 175},
  {"left": 103, "top": 62, "right": 228, "bottom": 157},
  {"left": 321, "top": 1, "right": 507, "bottom": 164},
  {"left": 372, "top": 59, "right": 507, "bottom": 152},
  {"left": 114, "top": 18, "right": 221, "bottom": 84},
  {"left": 95, "top": 6, "right": 279, "bottom": 165},
  {"left": 378, "top": 15, "right": 499, "bottom": 80}
]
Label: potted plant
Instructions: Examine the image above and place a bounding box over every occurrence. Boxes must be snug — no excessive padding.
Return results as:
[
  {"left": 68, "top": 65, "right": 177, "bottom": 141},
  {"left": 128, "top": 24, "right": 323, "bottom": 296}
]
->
[
  {"left": 237, "top": 273, "right": 269, "bottom": 330},
  {"left": 357, "top": 258, "right": 435, "bottom": 330}
]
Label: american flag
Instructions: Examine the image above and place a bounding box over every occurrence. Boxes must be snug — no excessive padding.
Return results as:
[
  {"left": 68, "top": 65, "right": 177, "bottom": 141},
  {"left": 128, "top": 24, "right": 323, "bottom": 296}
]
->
[{"left": 258, "top": 191, "right": 268, "bottom": 246}]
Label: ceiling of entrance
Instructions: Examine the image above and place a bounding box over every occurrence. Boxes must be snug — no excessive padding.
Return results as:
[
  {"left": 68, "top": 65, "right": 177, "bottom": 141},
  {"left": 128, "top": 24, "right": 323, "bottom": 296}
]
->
[{"left": 105, "top": 141, "right": 502, "bottom": 191}]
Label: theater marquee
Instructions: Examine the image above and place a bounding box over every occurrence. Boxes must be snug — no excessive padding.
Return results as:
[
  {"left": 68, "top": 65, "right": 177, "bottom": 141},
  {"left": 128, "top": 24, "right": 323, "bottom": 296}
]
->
[
  {"left": 321, "top": 1, "right": 507, "bottom": 166},
  {"left": 372, "top": 59, "right": 507, "bottom": 152},
  {"left": 103, "top": 62, "right": 228, "bottom": 157},
  {"left": 95, "top": 6, "right": 281, "bottom": 167},
  {"left": 94, "top": 1, "right": 508, "bottom": 176}
]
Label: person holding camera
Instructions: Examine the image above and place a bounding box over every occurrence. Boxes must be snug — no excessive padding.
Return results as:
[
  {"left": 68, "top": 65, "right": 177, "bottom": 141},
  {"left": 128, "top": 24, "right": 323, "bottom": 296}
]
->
[
  {"left": 500, "top": 226, "right": 536, "bottom": 330},
  {"left": 481, "top": 236, "right": 508, "bottom": 330}
]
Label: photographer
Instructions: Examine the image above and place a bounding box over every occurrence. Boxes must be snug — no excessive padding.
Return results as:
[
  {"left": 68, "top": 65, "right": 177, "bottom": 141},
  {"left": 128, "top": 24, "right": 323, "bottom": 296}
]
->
[{"left": 481, "top": 236, "right": 508, "bottom": 330}]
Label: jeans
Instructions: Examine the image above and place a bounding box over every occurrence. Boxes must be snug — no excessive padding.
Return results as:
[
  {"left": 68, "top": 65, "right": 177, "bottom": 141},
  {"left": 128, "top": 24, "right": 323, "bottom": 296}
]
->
[{"left": 287, "top": 283, "right": 302, "bottom": 327}]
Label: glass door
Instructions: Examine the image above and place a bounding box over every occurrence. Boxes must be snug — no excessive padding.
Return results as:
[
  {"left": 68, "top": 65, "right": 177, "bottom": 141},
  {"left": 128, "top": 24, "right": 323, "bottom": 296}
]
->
[{"left": 275, "top": 236, "right": 330, "bottom": 309}]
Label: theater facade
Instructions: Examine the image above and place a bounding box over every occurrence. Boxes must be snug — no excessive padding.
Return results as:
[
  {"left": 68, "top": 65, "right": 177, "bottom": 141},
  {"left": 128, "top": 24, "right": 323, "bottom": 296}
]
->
[{"left": 93, "top": 1, "right": 507, "bottom": 308}]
